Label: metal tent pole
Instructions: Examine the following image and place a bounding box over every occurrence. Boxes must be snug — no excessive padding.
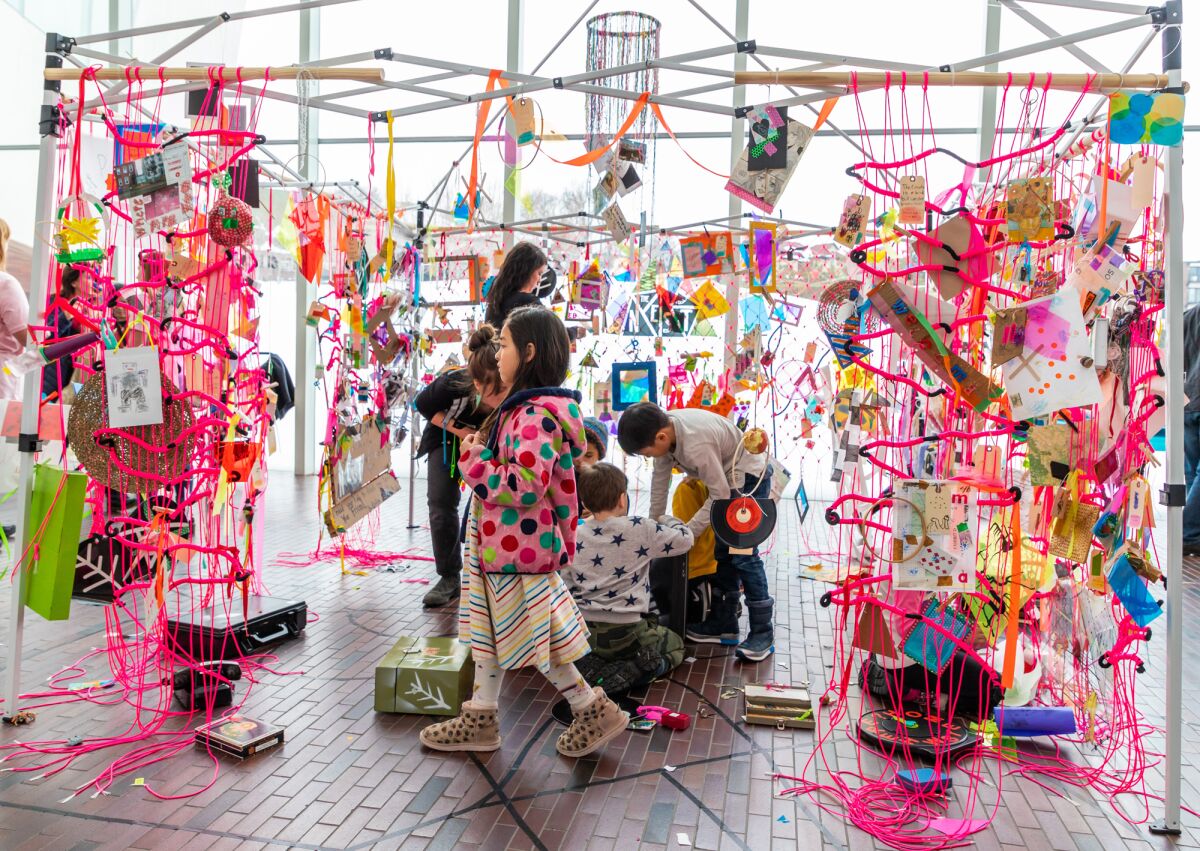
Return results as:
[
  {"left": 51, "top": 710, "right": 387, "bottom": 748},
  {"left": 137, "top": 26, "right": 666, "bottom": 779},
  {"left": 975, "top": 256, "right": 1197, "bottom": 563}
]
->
[
  {"left": 1150, "top": 0, "right": 1184, "bottom": 837},
  {"left": 502, "top": 0, "right": 523, "bottom": 251},
  {"left": 292, "top": 1, "right": 320, "bottom": 477},
  {"left": 723, "top": 0, "right": 748, "bottom": 379},
  {"left": 977, "top": 0, "right": 1002, "bottom": 178},
  {"left": 2, "top": 34, "right": 64, "bottom": 722}
]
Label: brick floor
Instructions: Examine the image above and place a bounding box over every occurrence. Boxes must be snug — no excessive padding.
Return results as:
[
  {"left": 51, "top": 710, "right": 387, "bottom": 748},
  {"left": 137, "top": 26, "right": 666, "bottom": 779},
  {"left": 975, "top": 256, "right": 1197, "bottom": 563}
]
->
[{"left": 0, "top": 474, "right": 1197, "bottom": 850}]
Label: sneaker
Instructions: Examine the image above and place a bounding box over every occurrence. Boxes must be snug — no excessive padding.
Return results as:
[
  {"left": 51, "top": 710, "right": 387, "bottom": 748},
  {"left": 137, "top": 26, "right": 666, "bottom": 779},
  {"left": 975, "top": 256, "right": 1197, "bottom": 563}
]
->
[
  {"left": 735, "top": 598, "right": 775, "bottom": 662},
  {"left": 735, "top": 630, "right": 775, "bottom": 662},
  {"left": 422, "top": 575, "right": 460, "bottom": 608},
  {"left": 685, "top": 591, "right": 740, "bottom": 645}
]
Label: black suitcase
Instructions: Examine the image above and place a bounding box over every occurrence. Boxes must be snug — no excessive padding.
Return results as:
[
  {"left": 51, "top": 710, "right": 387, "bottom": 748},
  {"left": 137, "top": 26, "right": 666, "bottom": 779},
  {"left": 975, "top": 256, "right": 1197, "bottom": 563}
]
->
[{"left": 166, "top": 595, "right": 307, "bottom": 661}]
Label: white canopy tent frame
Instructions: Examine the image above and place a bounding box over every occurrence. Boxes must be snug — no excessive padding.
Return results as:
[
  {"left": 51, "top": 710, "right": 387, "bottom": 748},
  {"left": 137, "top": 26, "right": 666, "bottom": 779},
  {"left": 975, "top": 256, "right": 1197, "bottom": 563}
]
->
[{"left": 1, "top": 0, "right": 1186, "bottom": 836}]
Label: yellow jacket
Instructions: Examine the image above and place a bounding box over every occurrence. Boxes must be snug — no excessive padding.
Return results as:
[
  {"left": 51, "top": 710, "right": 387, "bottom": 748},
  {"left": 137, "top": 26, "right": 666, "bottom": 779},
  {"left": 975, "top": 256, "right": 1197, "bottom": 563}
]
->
[{"left": 672, "top": 477, "right": 717, "bottom": 580}]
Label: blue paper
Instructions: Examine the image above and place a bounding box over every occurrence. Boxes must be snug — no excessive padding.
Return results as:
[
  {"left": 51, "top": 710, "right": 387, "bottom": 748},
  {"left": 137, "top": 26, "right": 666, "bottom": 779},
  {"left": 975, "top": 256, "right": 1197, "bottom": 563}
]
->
[
  {"left": 902, "top": 600, "right": 971, "bottom": 673},
  {"left": 1107, "top": 552, "right": 1163, "bottom": 627}
]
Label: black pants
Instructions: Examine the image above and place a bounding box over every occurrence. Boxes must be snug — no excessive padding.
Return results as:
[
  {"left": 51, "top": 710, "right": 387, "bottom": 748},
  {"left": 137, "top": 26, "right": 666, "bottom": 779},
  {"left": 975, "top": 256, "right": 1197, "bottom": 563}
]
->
[{"left": 426, "top": 450, "right": 463, "bottom": 579}]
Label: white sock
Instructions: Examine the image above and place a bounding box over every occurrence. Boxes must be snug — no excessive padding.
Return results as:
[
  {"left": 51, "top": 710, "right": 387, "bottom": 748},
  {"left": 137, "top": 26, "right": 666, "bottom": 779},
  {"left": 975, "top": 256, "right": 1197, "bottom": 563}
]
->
[
  {"left": 472, "top": 656, "right": 504, "bottom": 708},
  {"left": 545, "top": 662, "right": 594, "bottom": 710}
]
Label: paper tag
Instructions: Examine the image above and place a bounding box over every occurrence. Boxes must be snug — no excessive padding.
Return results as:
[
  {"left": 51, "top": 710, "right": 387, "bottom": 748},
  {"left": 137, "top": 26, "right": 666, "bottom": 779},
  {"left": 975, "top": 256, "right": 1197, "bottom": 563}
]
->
[
  {"left": 898, "top": 175, "right": 925, "bottom": 225},
  {"left": 1128, "top": 476, "right": 1149, "bottom": 528},
  {"left": 1006, "top": 177, "right": 1054, "bottom": 243},
  {"left": 511, "top": 97, "right": 536, "bottom": 146},
  {"left": 1129, "top": 155, "right": 1156, "bottom": 211},
  {"left": 833, "top": 194, "right": 871, "bottom": 247},
  {"left": 602, "top": 203, "right": 632, "bottom": 243}
]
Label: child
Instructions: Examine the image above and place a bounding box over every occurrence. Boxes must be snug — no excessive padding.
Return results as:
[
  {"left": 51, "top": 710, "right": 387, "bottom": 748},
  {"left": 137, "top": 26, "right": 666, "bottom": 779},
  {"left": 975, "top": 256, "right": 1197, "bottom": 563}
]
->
[
  {"left": 617, "top": 402, "right": 774, "bottom": 662},
  {"left": 566, "top": 462, "right": 691, "bottom": 694},
  {"left": 420, "top": 306, "right": 628, "bottom": 758},
  {"left": 581, "top": 416, "right": 609, "bottom": 467},
  {"left": 413, "top": 325, "right": 505, "bottom": 607}
]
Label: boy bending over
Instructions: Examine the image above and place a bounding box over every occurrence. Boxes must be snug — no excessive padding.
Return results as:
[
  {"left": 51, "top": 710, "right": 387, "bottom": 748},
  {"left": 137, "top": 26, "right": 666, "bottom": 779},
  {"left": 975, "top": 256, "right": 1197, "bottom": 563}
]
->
[{"left": 617, "top": 402, "right": 774, "bottom": 662}]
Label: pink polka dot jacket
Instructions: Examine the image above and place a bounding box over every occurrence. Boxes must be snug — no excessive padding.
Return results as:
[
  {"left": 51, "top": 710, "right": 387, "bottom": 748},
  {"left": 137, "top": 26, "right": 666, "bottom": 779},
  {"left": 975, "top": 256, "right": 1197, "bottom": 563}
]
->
[{"left": 459, "top": 387, "right": 587, "bottom": 574}]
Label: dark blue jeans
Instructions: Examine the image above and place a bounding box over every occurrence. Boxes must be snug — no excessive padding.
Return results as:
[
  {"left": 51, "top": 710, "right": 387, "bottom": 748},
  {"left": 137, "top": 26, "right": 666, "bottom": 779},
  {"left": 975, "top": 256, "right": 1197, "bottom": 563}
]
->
[
  {"left": 1185, "top": 411, "right": 1200, "bottom": 546},
  {"left": 711, "top": 467, "right": 772, "bottom": 604}
]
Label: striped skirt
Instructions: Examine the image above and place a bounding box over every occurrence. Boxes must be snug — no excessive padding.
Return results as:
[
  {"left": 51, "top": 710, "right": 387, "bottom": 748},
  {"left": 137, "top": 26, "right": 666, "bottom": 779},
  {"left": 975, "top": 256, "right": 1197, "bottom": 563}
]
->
[{"left": 458, "top": 516, "right": 590, "bottom": 674}]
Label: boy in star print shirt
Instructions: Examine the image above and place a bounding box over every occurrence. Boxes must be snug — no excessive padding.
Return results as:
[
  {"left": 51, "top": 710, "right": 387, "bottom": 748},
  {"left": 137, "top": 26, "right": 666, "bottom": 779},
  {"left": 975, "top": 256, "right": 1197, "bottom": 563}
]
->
[{"left": 565, "top": 463, "right": 693, "bottom": 689}]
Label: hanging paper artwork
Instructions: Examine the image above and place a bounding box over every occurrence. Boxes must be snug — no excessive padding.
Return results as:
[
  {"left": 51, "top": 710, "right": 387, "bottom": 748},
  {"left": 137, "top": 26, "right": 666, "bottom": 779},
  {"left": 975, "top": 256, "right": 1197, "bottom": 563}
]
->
[
  {"left": 594, "top": 380, "right": 614, "bottom": 421},
  {"left": 725, "top": 120, "right": 813, "bottom": 213},
  {"left": 1005, "top": 177, "right": 1054, "bottom": 243},
  {"left": 680, "top": 232, "right": 735, "bottom": 278},
  {"left": 104, "top": 346, "right": 164, "bottom": 429},
  {"left": 602, "top": 202, "right": 632, "bottom": 243},
  {"left": 611, "top": 361, "right": 658, "bottom": 411},
  {"left": 691, "top": 279, "right": 731, "bottom": 320},
  {"left": 993, "top": 292, "right": 1101, "bottom": 421},
  {"left": 867, "top": 278, "right": 1002, "bottom": 412},
  {"left": 911, "top": 215, "right": 993, "bottom": 300},
  {"left": 746, "top": 104, "right": 787, "bottom": 171},
  {"left": 748, "top": 221, "right": 777, "bottom": 293},
  {"left": 570, "top": 261, "right": 609, "bottom": 313},
  {"left": 890, "top": 480, "right": 976, "bottom": 592},
  {"left": 833, "top": 194, "right": 871, "bottom": 248},
  {"left": 1068, "top": 243, "right": 1137, "bottom": 317},
  {"left": 897, "top": 175, "right": 925, "bottom": 225},
  {"left": 1108, "top": 90, "right": 1185, "bottom": 147},
  {"left": 130, "top": 142, "right": 194, "bottom": 239}
]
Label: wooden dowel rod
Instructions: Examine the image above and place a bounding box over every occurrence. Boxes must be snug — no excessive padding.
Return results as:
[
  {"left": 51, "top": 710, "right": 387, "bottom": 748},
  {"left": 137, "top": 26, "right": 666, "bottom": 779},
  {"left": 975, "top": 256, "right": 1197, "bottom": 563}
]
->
[
  {"left": 734, "top": 70, "right": 1183, "bottom": 92},
  {"left": 45, "top": 66, "right": 384, "bottom": 82}
]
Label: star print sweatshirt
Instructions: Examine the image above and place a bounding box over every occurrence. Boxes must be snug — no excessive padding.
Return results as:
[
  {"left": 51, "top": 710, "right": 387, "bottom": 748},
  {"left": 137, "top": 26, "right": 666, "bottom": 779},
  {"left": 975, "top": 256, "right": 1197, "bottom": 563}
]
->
[{"left": 565, "top": 515, "right": 695, "bottom": 623}]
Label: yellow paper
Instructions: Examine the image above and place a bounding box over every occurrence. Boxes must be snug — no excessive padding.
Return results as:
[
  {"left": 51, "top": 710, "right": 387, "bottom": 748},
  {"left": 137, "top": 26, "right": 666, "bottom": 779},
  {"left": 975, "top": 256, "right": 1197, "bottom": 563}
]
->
[{"left": 691, "top": 280, "right": 730, "bottom": 319}]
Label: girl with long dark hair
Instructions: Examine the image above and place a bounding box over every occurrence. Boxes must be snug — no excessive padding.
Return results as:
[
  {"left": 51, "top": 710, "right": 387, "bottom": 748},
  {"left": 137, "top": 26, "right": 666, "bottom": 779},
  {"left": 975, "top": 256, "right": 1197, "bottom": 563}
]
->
[
  {"left": 482, "top": 241, "right": 547, "bottom": 328},
  {"left": 420, "top": 307, "right": 628, "bottom": 758}
]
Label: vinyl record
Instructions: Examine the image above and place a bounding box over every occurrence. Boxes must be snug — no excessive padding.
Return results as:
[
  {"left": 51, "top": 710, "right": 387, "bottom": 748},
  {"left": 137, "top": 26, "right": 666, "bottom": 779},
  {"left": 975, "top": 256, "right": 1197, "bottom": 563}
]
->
[{"left": 712, "top": 497, "right": 777, "bottom": 550}]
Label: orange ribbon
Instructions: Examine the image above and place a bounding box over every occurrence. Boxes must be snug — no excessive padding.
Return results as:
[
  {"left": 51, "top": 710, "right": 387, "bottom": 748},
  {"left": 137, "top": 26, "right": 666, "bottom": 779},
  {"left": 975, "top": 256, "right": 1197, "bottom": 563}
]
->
[
  {"left": 540, "top": 93, "right": 651, "bottom": 167},
  {"left": 467, "top": 70, "right": 506, "bottom": 229},
  {"left": 1000, "top": 507, "right": 1022, "bottom": 689},
  {"left": 650, "top": 102, "right": 729, "bottom": 179},
  {"left": 813, "top": 97, "right": 839, "bottom": 133}
]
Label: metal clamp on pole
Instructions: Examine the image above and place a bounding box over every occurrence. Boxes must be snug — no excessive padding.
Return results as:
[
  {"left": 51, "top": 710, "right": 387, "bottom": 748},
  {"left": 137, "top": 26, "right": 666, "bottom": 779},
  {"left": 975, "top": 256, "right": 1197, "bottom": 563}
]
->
[
  {"left": 17, "top": 433, "right": 43, "bottom": 454},
  {"left": 1159, "top": 483, "right": 1186, "bottom": 507}
]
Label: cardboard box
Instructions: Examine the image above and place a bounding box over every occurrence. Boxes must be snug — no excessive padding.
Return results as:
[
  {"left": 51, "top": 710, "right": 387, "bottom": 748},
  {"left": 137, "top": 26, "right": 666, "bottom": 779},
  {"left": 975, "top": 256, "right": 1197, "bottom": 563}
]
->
[{"left": 375, "top": 636, "right": 473, "bottom": 716}]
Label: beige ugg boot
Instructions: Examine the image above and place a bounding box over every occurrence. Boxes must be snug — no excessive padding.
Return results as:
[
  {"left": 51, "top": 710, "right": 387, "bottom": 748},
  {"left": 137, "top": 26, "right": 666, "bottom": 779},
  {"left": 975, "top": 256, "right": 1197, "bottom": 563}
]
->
[
  {"left": 555, "top": 687, "right": 629, "bottom": 758},
  {"left": 419, "top": 700, "right": 502, "bottom": 752}
]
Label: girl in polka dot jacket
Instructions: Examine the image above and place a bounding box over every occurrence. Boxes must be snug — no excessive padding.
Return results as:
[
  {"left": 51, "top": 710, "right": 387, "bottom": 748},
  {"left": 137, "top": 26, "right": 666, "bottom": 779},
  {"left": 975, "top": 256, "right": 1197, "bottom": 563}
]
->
[{"left": 421, "top": 306, "right": 629, "bottom": 759}]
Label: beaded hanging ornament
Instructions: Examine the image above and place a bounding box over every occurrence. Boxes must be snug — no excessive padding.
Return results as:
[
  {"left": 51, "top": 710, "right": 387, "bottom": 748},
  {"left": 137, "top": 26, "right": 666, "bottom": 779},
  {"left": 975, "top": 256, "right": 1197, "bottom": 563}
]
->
[{"left": 208, "top": 180, "right": 253, "bottom": 247}]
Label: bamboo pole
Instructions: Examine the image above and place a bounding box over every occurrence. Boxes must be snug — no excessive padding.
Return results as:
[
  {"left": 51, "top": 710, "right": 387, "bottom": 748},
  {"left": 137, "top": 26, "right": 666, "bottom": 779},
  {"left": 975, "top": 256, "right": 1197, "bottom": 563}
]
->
[
  {"left": 45, "top": 66, "right": 384, "bottom": 82},
  {"left": 734, "top": 70, "right": 1182, "bottom": 92}
]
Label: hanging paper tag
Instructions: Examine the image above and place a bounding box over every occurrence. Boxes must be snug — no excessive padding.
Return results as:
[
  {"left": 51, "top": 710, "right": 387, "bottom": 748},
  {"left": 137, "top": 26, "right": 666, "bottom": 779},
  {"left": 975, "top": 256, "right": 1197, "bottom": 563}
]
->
[
  {"left": 833, "top": 194, "right": 870, "bottom": 248},
  {"left": 897, "top": 175, "right": 925, "bottom": 225},
  {"left": 511, "top": 97, "right": 536, "bottom": 146},
  {"left": 1129, "top": 155, "right": 1156, "bottom": 210},
  {"left": 1128, "top": 476, "right": 1149, "bottom": 528}
]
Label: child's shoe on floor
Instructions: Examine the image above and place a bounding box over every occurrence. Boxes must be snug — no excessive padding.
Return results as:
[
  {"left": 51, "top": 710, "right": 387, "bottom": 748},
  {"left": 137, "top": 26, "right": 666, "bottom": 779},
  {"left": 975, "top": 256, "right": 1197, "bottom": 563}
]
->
[
  {"left": 556, "top": 687, "right": 629, "bottom": 757},
  {"left": 419, "top": 700, "right": 502, "bottom": 752}
]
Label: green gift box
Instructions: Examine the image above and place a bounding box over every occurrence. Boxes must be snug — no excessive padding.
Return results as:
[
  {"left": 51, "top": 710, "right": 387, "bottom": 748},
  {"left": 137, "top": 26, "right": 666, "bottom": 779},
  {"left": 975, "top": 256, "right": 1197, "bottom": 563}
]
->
[
  {"left": 374, "top": 636, "right": 473, "bottom": 715},
  {"left": 23, "top": 464, "right": 87, "bottom": 621}
]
